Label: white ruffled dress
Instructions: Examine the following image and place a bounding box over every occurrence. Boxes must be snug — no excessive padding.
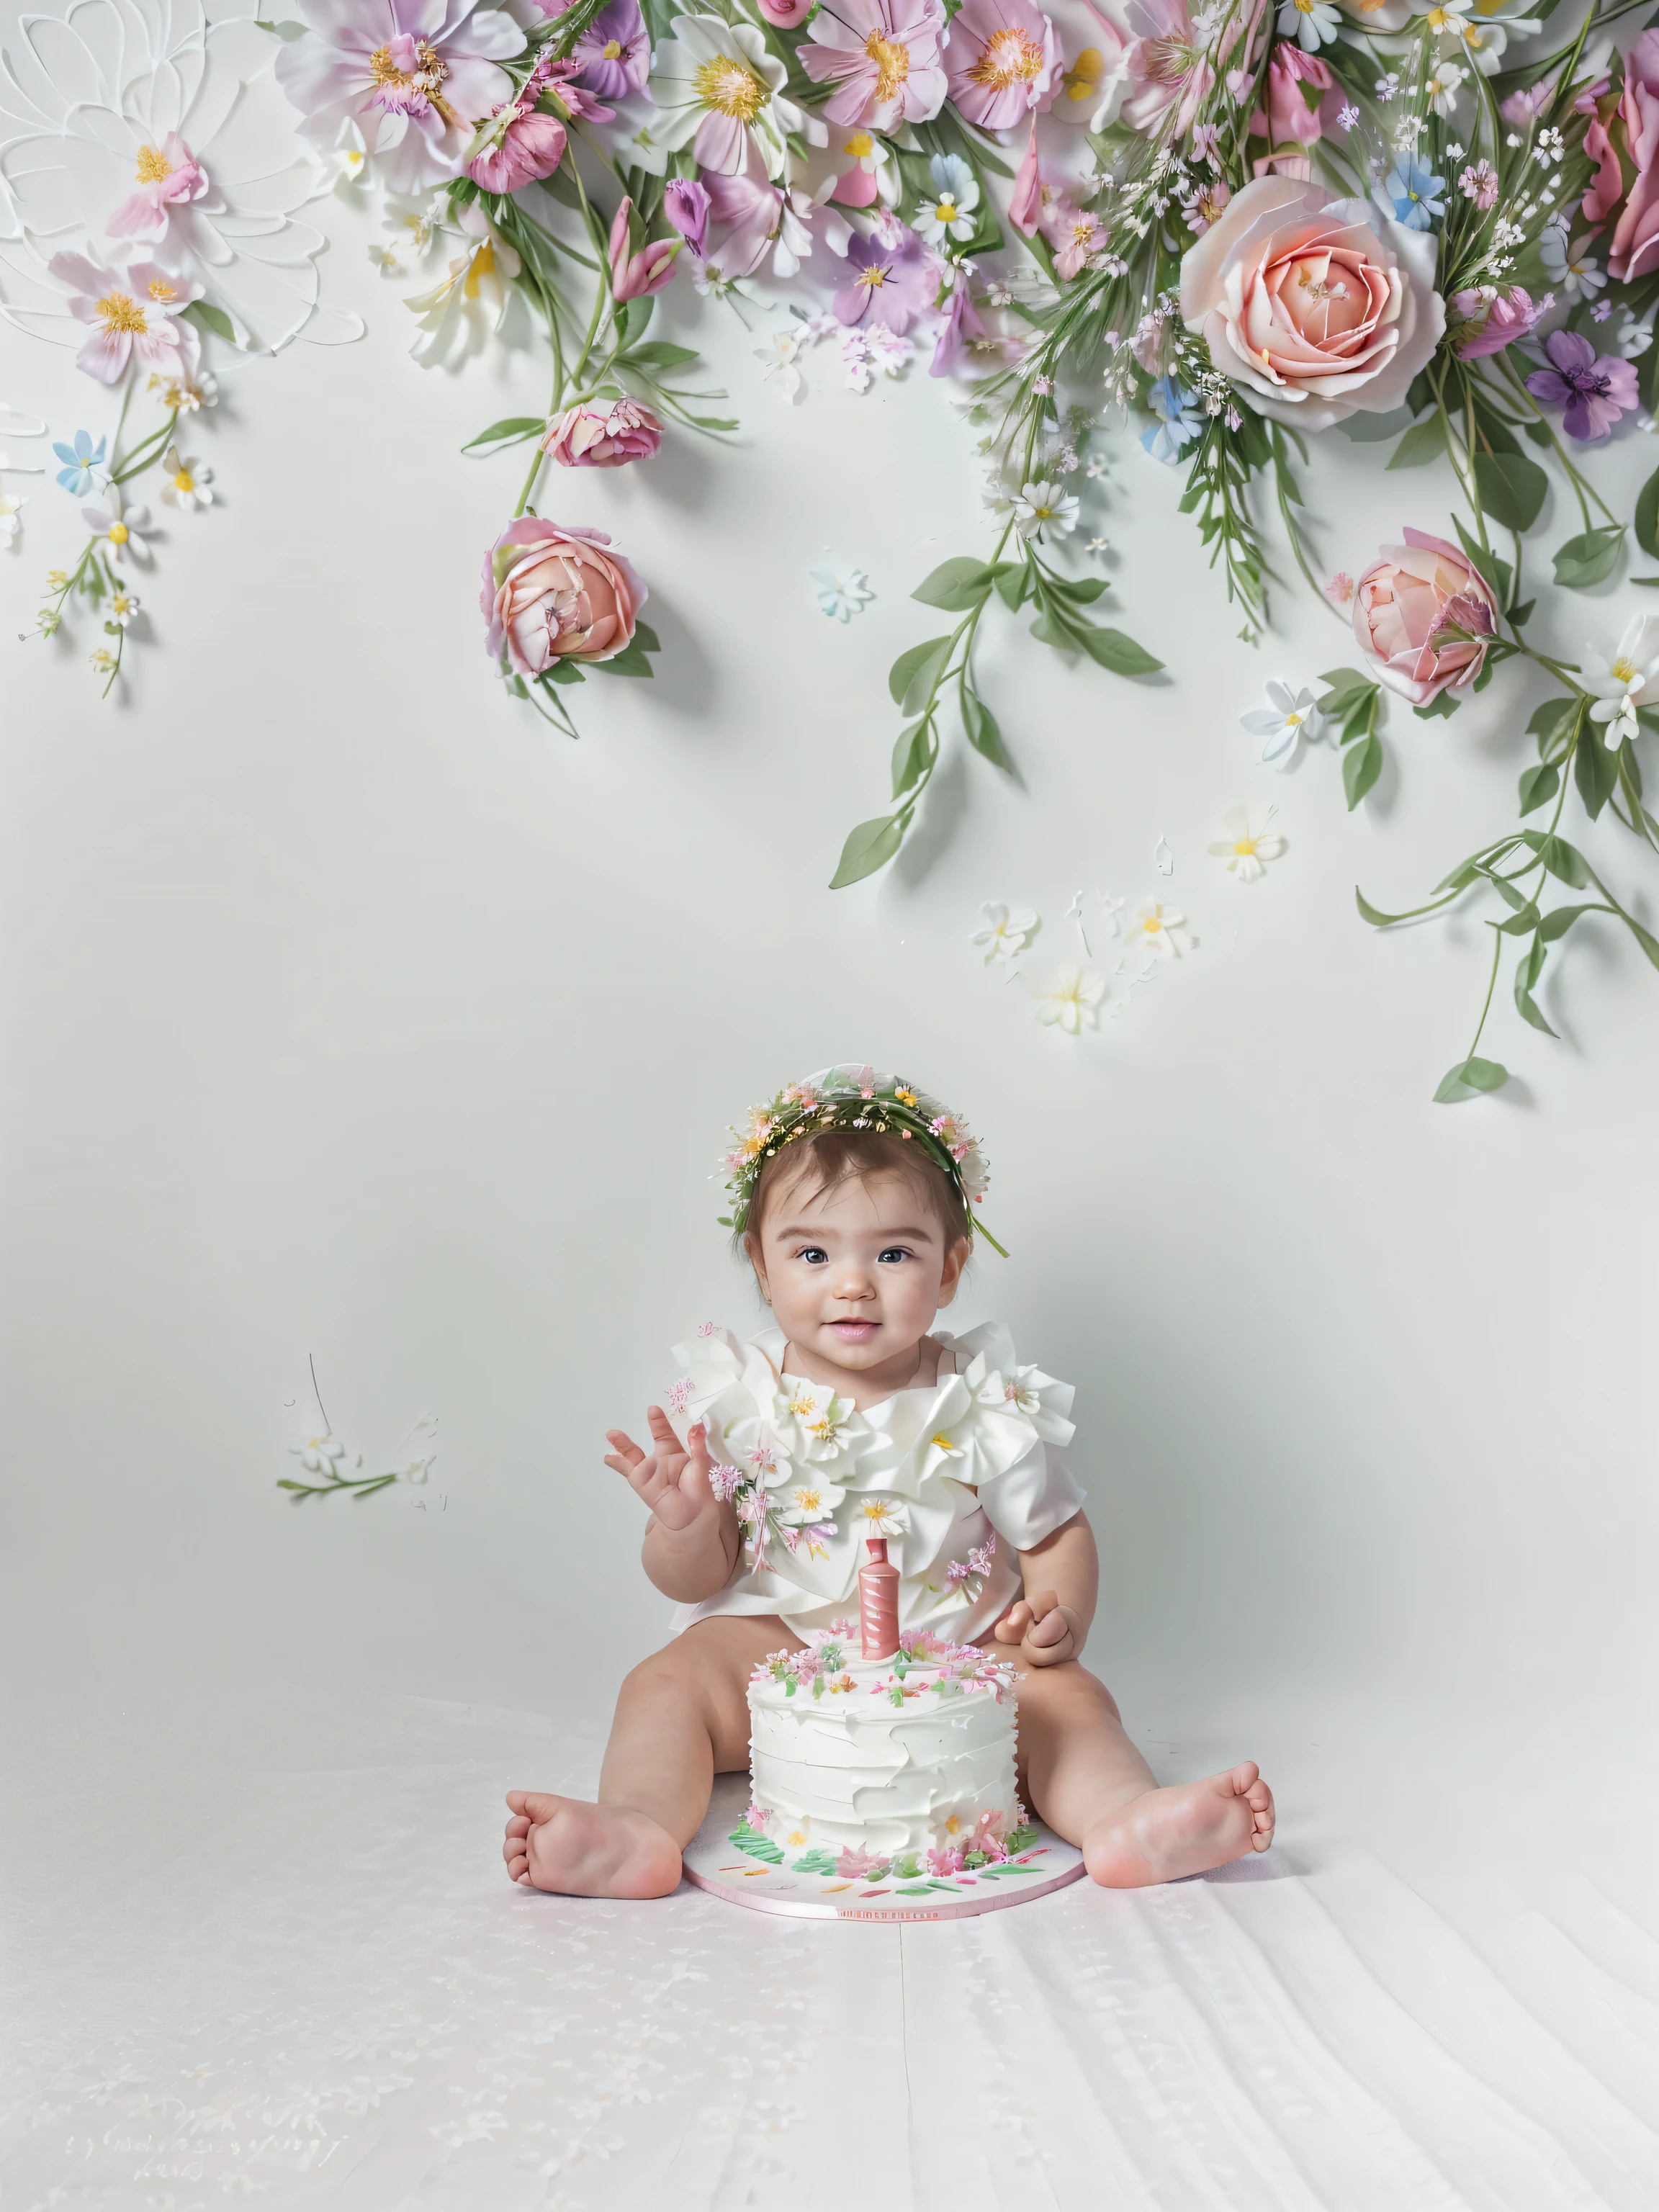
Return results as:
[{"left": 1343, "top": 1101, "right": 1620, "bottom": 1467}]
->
[{"left": 662, "top": 1321, "right": 1085, "bottom": 1644}]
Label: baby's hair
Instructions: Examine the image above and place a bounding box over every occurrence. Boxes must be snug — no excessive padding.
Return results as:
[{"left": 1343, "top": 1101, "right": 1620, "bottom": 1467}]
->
[{"left": 739, "top": 1129, "right": 973, "bottom": 1254}]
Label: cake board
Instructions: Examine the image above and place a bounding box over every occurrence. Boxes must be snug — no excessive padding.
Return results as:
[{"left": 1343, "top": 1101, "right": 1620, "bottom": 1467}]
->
[{"left": 682, "top": 1773, "right": 1087, "bottom": 1923}]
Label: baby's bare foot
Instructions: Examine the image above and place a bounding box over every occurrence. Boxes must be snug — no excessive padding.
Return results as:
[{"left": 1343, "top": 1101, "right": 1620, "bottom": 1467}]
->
[
  {"left": 503, "top": 1791, "right": 682, "bottom": 1899},
  {"left": 1082, "top": 1762, "right": 1275, "bottom": 1889}
]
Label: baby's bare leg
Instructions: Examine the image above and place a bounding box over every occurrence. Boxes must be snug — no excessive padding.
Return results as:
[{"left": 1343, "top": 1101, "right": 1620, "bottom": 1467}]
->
[
  {"left": 504, "top": 1616, "right": 801, "bottom": 1900},
  {"left": 1012, "top": 1660, "right": 1275, "bottom": 1887}
]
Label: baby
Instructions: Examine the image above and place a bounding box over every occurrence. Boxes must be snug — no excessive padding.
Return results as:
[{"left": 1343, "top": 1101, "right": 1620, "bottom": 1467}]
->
[{"left": 505, "top": 1065, "right": 1274, "bottom": 1899}]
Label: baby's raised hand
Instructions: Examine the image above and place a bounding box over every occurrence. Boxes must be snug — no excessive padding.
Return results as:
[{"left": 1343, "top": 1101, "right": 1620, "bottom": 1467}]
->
[
  {"left": 992, "top": 1589, "right": 1082, "bottom": 1667},
  {"left": 604, "top": 1408, "right": 716, "bottom": 1534}
]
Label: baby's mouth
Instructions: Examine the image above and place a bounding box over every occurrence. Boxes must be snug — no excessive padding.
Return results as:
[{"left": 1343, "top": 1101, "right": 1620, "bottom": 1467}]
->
[{"left": 828, "top": 1319, "right": 880, "bottom": 1342}]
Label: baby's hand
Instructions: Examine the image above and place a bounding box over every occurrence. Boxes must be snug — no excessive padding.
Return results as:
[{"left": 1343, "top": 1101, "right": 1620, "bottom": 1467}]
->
[
  {"left": 604, "top": 1410, "right": 719, "bottom": 1534},
  {"left": 992, "top": 1590, "right": 1082, "bottom": 1667}
]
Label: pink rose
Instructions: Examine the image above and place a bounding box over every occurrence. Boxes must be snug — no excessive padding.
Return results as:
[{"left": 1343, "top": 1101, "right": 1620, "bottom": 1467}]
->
[
  {"left": 1179, "top": 175, "right": 1444, "bottom": 431},
  {"left": 541, "top": 396, "right": 662, "bottom": 467},
  {"left": 1352, "top": 529, "right": 1498, "bottom": 706},
  {"left": 481, "top": 518, "right": 646, "bottom": 675},
  {"left": 1581, "top": 30, "right": 1659, "bottom": 282}
]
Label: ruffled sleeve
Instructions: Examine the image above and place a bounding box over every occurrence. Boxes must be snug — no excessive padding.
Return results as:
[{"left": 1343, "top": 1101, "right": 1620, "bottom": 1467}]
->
[{"left": 975, "top": 1439, "right": 1087, "bottom": 1550}]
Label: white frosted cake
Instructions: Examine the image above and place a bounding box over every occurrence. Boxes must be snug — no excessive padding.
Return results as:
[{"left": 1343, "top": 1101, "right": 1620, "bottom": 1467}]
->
[{"left": 737, "top": 1626, "right": 1032, "bottom": 1880}]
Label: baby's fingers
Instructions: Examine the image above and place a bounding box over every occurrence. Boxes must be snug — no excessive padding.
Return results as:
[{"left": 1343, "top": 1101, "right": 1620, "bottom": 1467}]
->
[
  {"left": 1027, "top": 1604, "right": 1070, "bottom": 1647},
  {"left": 993, "top": 1601, "right": 1033, "bottom": 1643},
  {"left": 605, "top": 1428, "right": 645, "bottom": 1471}
]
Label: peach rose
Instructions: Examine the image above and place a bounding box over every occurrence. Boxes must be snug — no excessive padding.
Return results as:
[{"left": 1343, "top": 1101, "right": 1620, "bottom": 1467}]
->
[
  {"left": 1353, "top": 529, "right": 1498, "bottom": 706},
  {"left": 1179, "top": 176, "right": 1444, "bottom": 431},
  {"left": 481, "top": 518, "right": 646, "bottom": 675}
]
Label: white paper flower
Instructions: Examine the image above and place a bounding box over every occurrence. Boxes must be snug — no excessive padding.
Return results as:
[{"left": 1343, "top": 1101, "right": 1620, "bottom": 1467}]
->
[
  {"left": 148, "top": 367, "right": 217, "bottom": 413},
  {"left": 812, "top": 567, "right": 875, "bottom": 620},
  {"left": 913, "top": 156, "right": 980, "bottom": 246},
  {"left": 1012, "top": 479, "right": 1079, "bottom": 539},
  {"left": 757, "top": 328, "right": 809, "bottom": 399},
  {"left": 1277, "top": 0, "right": 1341, "bottom": 48},
  {"left": 971, "top": 901, "right": 1038, "bottom": 963},
  {"left": 379, "top": 191, "right": 446, "bottom": 277},
  {"left": 290, "top": 1431, "right": 349, "bottom": 1477},
  {"left": 1424, "top": 58, "right": 1467, "bottom": 112},
  {"left": 1127, "top": 899, "right": 1195, "bottom": 957},
  {"left": 775, "top": 1473, "right": 848, "bottom": 1526},
  {"left": 0, "top": 0, "right": 359, "bottom": 354},
  {"left": 1585, "top": 614, "right": 1659, "bottom": 747},
  {"left": 853, "top": 1496, "right": 907, "bottom": 1537},
  {"left": 1035, "top": 969, "right": 1105, "bottom": 1032},
  {"left": 1208, "top": 804, "right": 1288, "bottom": 880},
  {"left": 1240, "top": 680, "right": 1326, "bottom": 763},
  {"left": 0, "top": 490, "right": 24, "bottom": 546},
  {"left": 107, "top": 587, "right": 140, "bottom": 626},
  {"left": 649, "top": 17, "right": 824, "bottom": 181},
  {"left": 158, "top": 447, "right": 214, "bottom": 512},
  {"left": 81, "top": 485, "right": 153, "bottom": 558},
  {"left": 405, "top": 202, "right": 521, "bottom": 367},
  {"left": 1539, "top": 229, "right": 1605, "bottom": 301}
]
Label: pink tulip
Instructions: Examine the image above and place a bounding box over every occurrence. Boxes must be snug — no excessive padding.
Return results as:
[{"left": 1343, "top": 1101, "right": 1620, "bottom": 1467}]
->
[
  {"left": 608, "top": 196, "right": 680, "bottom": 301},
  {"left": 469, "top": 109, "right": 567, "bottom": 192},
  {"left": 1249, "top": 46, "right": 1331, "bottom": 150},
  {"left": 541, "top": 397, "right": 662, "bottom": 467},
  {"left": 1010, "top": 120, "right": 1043, "bottom": 235},
  {"left": 482, "top": 518, "right": 647, "bottom": 674},
  {"left": 1352, "top": 529, "right": 1498, "bottom": 706}
]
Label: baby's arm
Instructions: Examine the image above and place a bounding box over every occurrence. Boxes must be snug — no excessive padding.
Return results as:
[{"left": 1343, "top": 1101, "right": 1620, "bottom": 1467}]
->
[
  {"left": 604, "top": 1410, "right": 741, "bottom": 1603},
  {"left": 992, "top": 1511, "right": 1099, "bottom": 1667}
]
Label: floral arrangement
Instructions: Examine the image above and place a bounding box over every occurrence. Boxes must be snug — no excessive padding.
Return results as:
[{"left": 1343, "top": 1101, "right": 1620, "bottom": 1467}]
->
[
  {"left": 733, "top": 1799, "right": 1038, "bottom": 1881},
  {"left": 264, "top": 0, "right": 1659, "bottom": 1095},
  {"left": 279, "top": 1362, "right": 439, "bottom": 1502},
  {"left": 750, "top": 1621, "right": 1018, "bottom": 1696},
  {"left": 718, "top": 1061, "right": 999, "bottom": 1245}
]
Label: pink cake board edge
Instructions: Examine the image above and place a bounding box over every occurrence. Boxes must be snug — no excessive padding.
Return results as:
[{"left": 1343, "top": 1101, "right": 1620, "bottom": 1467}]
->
[{"left": 682, "top": 1773, "right": 1088, "bottom": 1924}]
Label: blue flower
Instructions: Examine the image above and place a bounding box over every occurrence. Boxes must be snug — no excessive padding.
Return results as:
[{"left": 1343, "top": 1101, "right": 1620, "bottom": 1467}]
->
[
  {"left": 1140, "top": 374, "right": 1206, "bottom": 466},
  {"left": 1385, "top": 157, "right": 1445, "bottom": 232},
  {"left": 53, "top": 429, "right": 107, "bottom": 496}
]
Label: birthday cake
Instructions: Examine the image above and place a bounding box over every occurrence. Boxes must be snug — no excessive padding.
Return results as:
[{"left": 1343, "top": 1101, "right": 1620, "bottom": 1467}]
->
[{"left": 738, "top": 1539, "right": 1029, "bottom": 1879}]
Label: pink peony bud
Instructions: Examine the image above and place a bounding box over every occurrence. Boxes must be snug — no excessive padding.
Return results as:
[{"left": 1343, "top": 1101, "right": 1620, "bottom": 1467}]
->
[
  {"left": 608, "top": 194, "right": 680, "bottom": 302},
  {"left": 481, "top": 517, "right": 647, "bottom": 675},
  {"left": 1352, "top": 529, "right": 1499, "bottom": 706},
  {"left": 469, "top": 111, "right": 567, "bottom": 193}
]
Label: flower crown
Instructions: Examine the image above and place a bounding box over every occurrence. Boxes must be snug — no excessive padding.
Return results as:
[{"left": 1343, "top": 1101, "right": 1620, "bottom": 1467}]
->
[{"left": 719, "top": 1063, "right": 1006, "bottom": 1256}]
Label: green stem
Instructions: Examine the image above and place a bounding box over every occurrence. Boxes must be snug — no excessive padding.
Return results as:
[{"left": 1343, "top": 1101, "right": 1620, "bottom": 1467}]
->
[{"left": 1466, "top": 925, "right": 1504, "bottom": 1061}]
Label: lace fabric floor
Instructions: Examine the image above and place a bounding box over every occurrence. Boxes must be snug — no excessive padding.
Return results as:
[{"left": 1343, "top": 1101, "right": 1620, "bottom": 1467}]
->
[{"left": 4, "top": 1675, "right": 1657, "bottom": 2212}]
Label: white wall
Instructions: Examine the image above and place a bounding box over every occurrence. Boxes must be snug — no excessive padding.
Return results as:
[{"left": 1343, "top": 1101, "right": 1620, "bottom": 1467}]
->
[{"left": 3, "top": 189, "right": 1654, "bottom": 1792}]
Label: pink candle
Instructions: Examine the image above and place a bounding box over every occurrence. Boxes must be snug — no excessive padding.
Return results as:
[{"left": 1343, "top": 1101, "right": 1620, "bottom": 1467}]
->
[{"left": 859, "top": 1537, "right": 899, "bottom": 1660}]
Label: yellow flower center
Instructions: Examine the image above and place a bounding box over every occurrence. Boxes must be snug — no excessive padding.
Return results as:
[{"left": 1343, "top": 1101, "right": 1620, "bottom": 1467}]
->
[
  {"left": 1233, "top": 837, "right": 1257, "bottom": 855},
  {"left": 1612, "top": 655, "right": 1639, "bottom": 683},
  {"left": 856, "top": 264, "right": 888, "bottom": 290},
  {"left": 1285, "top": 709, "right": 1304, "bottom": 727},
  {"left": 602, "top": 36, "right": 623, "bottom": 55},
  {"left": 1070, "top": 217, "right": 1094, "bottom": 247},
  {"left": 895, "top": 1086, "right": 917, "bottom": 1104},
  {"left": 1064, "top": 45, "right": 1104, "bottom": 99},
  {"left": 462, "top": 239, "right": 495, "bottom": 297},
  {"left": 107, "top": 521, "right": 130, "bottom": 544},
  {"left": 1143, "top": 913, "right": 1164, "bottom": 932},
  {"left": 135, "top": 144, "right": 173, "bottom": 182},
  {"left": 968, "top": 26, "right": 1046, "bottom": 88},
  {"left": 173, "top": 469, "right": 194, "bottom": 492},
  {"left": 931, "top": 1432, "right": 953, "bottom": 1450},
  {"left": 693, "top": 55, "right": 765, "bottom": 120},
  {"left": 864, "top": 29, "right": 911, "bottom": 100},
  {"left": 96, "top": 291, "right": 147, "bottom": 334},
  {"left": 793, "top": 1488, "right": 822, "bottom": 1513},
  {"left": 844, "top": 130, "right": 874, "bottom": 157},
  {"left": 148, "top": 276, "right": 178, "bottom": 302},
  {"left": 369, "top": 37, "right": 446, "bottom": 92},
  {"left": 934, "top": 193, "right": 959, "bottom": 220}
]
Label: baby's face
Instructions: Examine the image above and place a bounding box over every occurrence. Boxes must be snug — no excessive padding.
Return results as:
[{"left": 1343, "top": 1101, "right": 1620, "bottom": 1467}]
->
[{"left": 748, "top": 1169, "right": 966, "bottom": 1380}]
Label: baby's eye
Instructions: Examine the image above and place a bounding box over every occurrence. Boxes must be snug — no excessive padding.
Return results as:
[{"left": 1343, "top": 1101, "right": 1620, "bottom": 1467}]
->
[
  {"left": 796, "top": 1245, "right": 829, "bottom": 1265},
  {"left": 877, "top": 1246, "right": 912, "bottom": 1265}
]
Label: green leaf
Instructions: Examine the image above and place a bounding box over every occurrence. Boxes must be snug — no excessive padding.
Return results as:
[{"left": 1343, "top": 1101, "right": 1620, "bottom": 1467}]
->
[
  {"left": 621, "top": 341, "right": 699, "bottom": 369},
  {"left": 1514, "top": 937, "right": 1555, "bottom": 1034},
  {"left": 911, "top": 557, "right": 994, "bottom": 611},
  {"left": 1538, "top": 902, "right": 1601, "bottom": 940},
  {"left": 888, "top": 635, "right": 953, "bottom": 712},
  {"left": 1573, "top": 725, "right": 1620, "bottom": 819},
  {"left": 1355, "top": 888, "right": 1421, "bottom": 926},
  {"left": 1521, "top": 418, "right": 1553, "bottom": 449},
  {"left": 1495, "top": 900, "right": 1541, "bottom": 934},
  {"left": 1510, "top": 598, "right": 1535, "bottom": 626},
  {"left": 1537, "top": 834, "right": 1591, "bottom": 888},
  {"left": 1636, "top": 464, "right": 1659, "bottom": 559},
  {"left": 1528, "top": 696, "right": 1580, "bottom": 760},
  {"left": 1518, "top": 760, "right": 1559, "bottom": 814},
  {"left": 1474, "top": 450, "right": 1547, "bottom": 533},
  {"left": 181, "top": 299, "right": 235, "bottom": 343},
  {"left": 961, "top": 690, "right": 1010, "bottom": 769},
  {"left": 994, "top": 561, "right": 1033, "bottom": 611},
  {"left": 541, "top": 660, "right": 584, "bottom": 686},
  {"left": 1318, "top": 665, "right": 1373, "bottom": 711},
  {"left": 1627, "top": 914, "right": 1659, "bottom": 968},
  {"left": 1069, "top": 621, "right": 1162, "bottom": 675},
  {"left": 1486, "top": 871, "right": 1529, "bottom": 912},
  {"left": 1450, "top": 514, "right": 1510, "bottom": 604},
  {"left": 255, "top": 17, "right": 308, "bottom": 35},
  {"left": 1552, "top": 523, "right": 1625, "bottom": 590},
  {"left": 891, "top": 717, "right": 930, "bottom": 798},
  {"left": 1413, "top": 691, "right": 1460, "bottom": 720},
  {"left": 1043, "top": 573, "right": 1110, "bottom": 604},
  {"left": 1434, "top": 1056, "right": 1509, "bottom": 1102},
  {"left": 1343, "top": 731, "right": 1384, "bottom": 809},
  {"left": 632, "top": 620, "right": 661, "bottom": 655},
  {"left": 462, "top": 415, "right": 545, "bottom": 452},
  {"left": 1387, "top": 414, "right": 1448, "bottom": 469},
  {"left": 830, "top": 814, "right": 905, "bottom": 888},
  {"left": 613, "top": 295, "right": 654, "bottom": 349},
  {"left": 593, "top": 641, "right": 655, "bottom": 677}
]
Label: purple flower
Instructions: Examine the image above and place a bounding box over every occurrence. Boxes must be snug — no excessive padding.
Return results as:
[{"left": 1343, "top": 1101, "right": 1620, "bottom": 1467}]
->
[
  {"left": 663, "top": 177, "right": 711, "bottom": 258},
  {"left": 570, "top": 0, "right": 650, "bottom": 99},
  {"left": 1526, "top": 328, "right": 1640, "bottom": 443},
  {"left": 1451, "top": 285, "right": 1550, "bottom": 361},
  {"left": 833, "top": 223, "right": 937, "bottom": 335}
]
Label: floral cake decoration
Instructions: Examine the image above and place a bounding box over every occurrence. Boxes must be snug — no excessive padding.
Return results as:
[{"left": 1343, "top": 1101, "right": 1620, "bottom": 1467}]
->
[
  {"left": 719, "top": 1061, "right": 1005, "bottom": 1254},
  {"left": 750, "top": 1623, "right": 1019, "bottom": 1702}
]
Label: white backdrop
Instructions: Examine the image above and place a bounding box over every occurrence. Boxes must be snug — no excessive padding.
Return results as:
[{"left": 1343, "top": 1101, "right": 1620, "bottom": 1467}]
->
[{"left": 3, "top": 161, "right": 1658, "bottom": 2208}]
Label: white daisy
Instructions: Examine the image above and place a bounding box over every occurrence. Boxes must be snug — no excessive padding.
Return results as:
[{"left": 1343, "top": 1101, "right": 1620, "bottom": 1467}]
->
[
  {"left": 1208, "top": 805, "right": 1287, "bottom": 881},
  {"left": 1585, "top": 614, "right": 1659, "bottom": 747},
  {"left": 812, "top": 567, "right": 875, "bottom": 621},
  {"left": 1012, "top": 479, "right": 1079, "bottom": 539},
  {"left": 971, "top": 901, "right": 1039, "bottom": 963},
  {"left": 649, "top": 15, "right": 822, "bottom": 181},
  {"left": 913, "top": 156, "right": 980, "bottom": 246},
  {"left": 1126, "top": 899, "right": 1195, "bottom": 958},
  {"left": 1034, "top": 969, "right": 1105, "bottom": 1033},
  {"left": 1277, "top": 0, "right": 1341, "bottom": 48},
  {"left": 158, "top": 447, "right": 214, "bottom": 513},
  {"left": 1240, "top": 679, "right": 1326, "bottom": 763}
]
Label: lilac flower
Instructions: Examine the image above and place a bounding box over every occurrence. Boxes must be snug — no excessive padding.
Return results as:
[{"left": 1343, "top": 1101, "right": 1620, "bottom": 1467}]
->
[
  {"left": 664, "top": 178, "right": 711, "bottom": 258},
  {"left": 570, "top": 0, "right": 651, "bottom": 99},
  {"left": 832, "top": 224, "right": 937, "bottom": 335},
  {"left": 1526, "top": 328, "right": 1640, "bottom": 443},
  {"left": 708, "top": 1462, "right": 742, "bottom": 1501}
]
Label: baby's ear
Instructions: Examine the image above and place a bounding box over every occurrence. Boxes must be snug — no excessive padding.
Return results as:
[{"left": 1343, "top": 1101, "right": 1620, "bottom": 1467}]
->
[{"left": 935, "top": 1235, "right": 972, "bottom": 1306}]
